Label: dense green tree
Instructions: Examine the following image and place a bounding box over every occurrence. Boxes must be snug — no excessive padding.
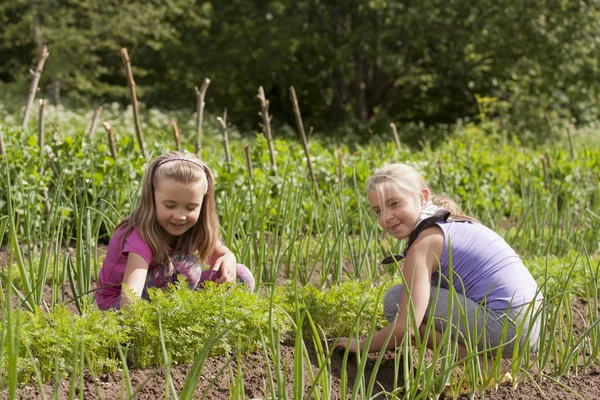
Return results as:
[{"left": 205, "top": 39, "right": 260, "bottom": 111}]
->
[
  {"left": 0, "top": 0, "right": 200, "bottom": 101},
  {"left": 2, "top": 0, "right": 599, "bottom": 136}
]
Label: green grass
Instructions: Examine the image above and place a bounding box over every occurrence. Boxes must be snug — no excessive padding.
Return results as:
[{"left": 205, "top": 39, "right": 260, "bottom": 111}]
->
[{"left": 1, "top": 103, "right": 600, "bottom": 398}]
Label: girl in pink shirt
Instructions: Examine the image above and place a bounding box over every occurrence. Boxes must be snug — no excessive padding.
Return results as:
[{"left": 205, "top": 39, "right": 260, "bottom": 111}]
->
[{"left": 97, "top": 151, "right": 254, "bottom": 310}]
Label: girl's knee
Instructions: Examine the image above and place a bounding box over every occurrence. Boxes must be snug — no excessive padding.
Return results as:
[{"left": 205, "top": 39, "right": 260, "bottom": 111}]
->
[{"left": 236, "top": 263, "right": 255, "bottom": 292}]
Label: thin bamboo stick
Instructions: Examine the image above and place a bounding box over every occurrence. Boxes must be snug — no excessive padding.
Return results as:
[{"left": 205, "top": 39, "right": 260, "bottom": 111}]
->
[
  {"left": 216, "top": 109, "right": 231, "bottom": 172},
  {"left": 40, "top": 109, "right": 50, "bottom": 213},
  {"left": 0, "top": 126, "right": 5, "bottom": 156},
  {"left": 89, "top": 106, "right": 102, "bottom": 139},
  {"left": 195, "top": 78, "right": 210, "bottom": 156},
  {"left": 38, "top": 98, "right": 49, "bottom": 210},
  {"left": 337, "top": 145, "right": 344, "bottom": 189},
  {"left": 22, "top": 45, "right": 49, "bottom": 128},
  {"left": 289, "top": 86, "right": 319, "bottom": 200},
  {"left": 244, "top": 144, "right": 253, "bottom": 179},
  {"left": 103, "top": 122, "right": 118, "bottom": 160},
  {"left": 257, "top": 86, "right": 277, "bottom": 173},
  {"left": 390, "top": 122, "right": 401, "bottom": 152},
  {"left": 540, "top": 154, "right": 549, "bottom": 190},
  {"left": 120, "top": 48, "right": 146, "bottom": 159},
  {"left": 565, "top": 122, "right": 575, "bottom": 159},
  {"left": 171, "top": 119, "right": 181, "bottom": 151},
  {"left": 38, "top": 99, "right": 46, "bottom": 152},
  {"left": 53, "top": 79, "right": 61, "bottom": 106}
]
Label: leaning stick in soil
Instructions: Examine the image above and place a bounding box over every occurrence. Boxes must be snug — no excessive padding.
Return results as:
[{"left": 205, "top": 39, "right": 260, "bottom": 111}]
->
[
  {"left": 216, "top": 109, "right": 231, "bottom": 172},
  {"left": 170, "top": 119, "right": 181, "bottom": 151},
  {"left": 565, "top": 122, "right": 575, "bottom": 159},
  {"left": 53, "top": 79, "right": 61, "bottom": 106},
  {"left": 337, "top": 144, "right": 344, "bottom": 189},
  {"left": 103, "top": 122, "right": 118, "bottom": 160},
  {"left": 39, "top": 99, "right": 50, "bottom": 212},
  {"left": 195, "top": 78, "right": 211, "bottom": 156},
  {"left": 540, "top": 154, "right": 549, "bottom": 190},
  {"left": 244, "top": 144, "right": 253, "bottom": 179},
  {"left": 38, "top": 99, "right": 46, "bottom": 153},
  {"left": 120, "top": 48, "right": 146, "bottom": 159},
  {"left": 0, "top": 126, "right": 5, "bottom": 156},
  {"left": 257, "top": 86, "right": 277, "bottom": 173},
  {"left": 289, "top": 86, "right": 319, "bottom": 201},
  {"left": 89, "top": 106, "right": 102, "bottom": 139},
  {"left": 390, "top": 122, "right": 401, "bottom": 152},
  {"left": 22, "top": 45, "right": 49, "bottom": 128}
]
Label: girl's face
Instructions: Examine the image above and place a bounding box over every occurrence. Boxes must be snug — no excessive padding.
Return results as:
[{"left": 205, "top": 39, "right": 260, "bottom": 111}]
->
[
  {"left": 368, "top": 185, "right": 426, "bottom": 240},
  {"left": 154, "top": 177, "right": 207, "bottom": 246}
]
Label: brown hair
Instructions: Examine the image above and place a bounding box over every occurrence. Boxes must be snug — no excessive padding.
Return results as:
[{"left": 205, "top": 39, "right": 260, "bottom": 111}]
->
[
  {"left": 117, "top": 151, "right": 220, "bottom": 273},
  {"left": 366, "top": 163, "right": 475, "bottom": 221}
]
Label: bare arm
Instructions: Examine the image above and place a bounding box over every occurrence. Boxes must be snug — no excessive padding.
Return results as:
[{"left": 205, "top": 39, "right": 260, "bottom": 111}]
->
[
  {"left": 119, "top": 252, "right": 150, "bottom": 308},
  {"left": 338, "top": 227, "right": 443, "bottom": 353},
  {"left": 207, "top": 239, "right": 237, "bottom": 283}
]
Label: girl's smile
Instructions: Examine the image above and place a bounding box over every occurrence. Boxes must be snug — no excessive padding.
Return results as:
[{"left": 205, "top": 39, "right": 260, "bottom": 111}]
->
[
  {"left": 154, "top": 177, "right": 207, "bottom": 245},
  {"left": 368, "top": 185, "right": 428, "bottom": 240}
]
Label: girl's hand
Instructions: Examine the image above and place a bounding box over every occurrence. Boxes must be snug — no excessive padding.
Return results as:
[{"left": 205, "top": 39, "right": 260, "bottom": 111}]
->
[
  {"left": 336, "top": 337, "right": 360, "bottom": 353},
  {"left": 212, "top": 252, "right": 237, "bottom": 284}
]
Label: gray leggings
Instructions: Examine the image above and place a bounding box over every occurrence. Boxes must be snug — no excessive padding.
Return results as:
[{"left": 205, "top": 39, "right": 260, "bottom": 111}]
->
[{"left": 383, "top": 284, "right": 541, "bottom": 358}]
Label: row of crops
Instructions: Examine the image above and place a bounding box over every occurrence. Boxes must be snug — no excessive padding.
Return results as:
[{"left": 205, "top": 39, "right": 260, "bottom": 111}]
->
[{"left": 1, "top": 104, "right": 600, "bottom": 398}]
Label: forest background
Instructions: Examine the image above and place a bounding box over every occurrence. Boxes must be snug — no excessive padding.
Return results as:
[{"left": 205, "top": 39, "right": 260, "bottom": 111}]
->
[{"left": 2, "top": 0, "right": 600, "bottom": 139}]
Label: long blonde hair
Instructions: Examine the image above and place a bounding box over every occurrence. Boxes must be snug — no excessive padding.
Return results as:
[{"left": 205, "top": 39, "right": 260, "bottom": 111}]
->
[
  {"left": 366, "top": 163, "right": 475, "bottom": 221},
  {"left": 118, "top": 151, "right": 220, "bottom": 272}
]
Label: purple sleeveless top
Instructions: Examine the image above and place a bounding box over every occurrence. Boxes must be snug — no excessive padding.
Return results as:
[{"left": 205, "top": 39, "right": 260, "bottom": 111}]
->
[{"left": 431, "top": 221, "right": 542, "bottom": 310}]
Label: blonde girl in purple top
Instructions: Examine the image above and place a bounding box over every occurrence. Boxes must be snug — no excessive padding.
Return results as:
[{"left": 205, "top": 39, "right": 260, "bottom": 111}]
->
[
  {"left": 97, "top": 151, "right": 254, "bottom": 311},
  {"left": 336, "top": 163, "right": 542, "bottom": 384}
]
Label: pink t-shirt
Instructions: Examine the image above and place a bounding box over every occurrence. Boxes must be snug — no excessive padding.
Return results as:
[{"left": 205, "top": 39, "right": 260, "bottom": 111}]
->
[{"left": 96, "top": 226, "right": 153, "bottom": 310}]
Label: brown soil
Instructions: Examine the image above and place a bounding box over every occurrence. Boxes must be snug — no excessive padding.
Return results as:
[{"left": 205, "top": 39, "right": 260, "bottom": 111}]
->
[
  {"left": 2, "top": 248, "right": 600, "bottom": 399},
  {"left": 4, "top": 348, "right": 600, "bottom": 399}
]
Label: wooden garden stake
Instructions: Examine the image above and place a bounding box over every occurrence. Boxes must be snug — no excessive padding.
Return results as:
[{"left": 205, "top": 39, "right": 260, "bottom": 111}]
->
[
  {"left": 22, "top": 45, "right": 49, "bottom": 128},
  {"left": 53, "top": 79, "right": 61, "bottom": 106},
  {"left": 170, "top": 119, "right": 181, "bottom": 151},
  {"left": 195, "top": 78, "right": 210, "bottom": 156},
  {"left": 40, "top": 124, "right": 50, "bottom": 212},
  {"left": 89, "top": 106, "right": 102, "bottom": 139},
  {"left": 390, "top": 122, "right": 401, "bottom": 152},
  {"left": 244, "top": 143, "right": 253, "bottom": 179},
  {"left": 540, "top": 154, "right": 549, "bottom": 190},
  {"left": 257, "top": 86, "right": 277, "bottom": 173},
  {"left": 0, "top": 126, "right": 5, "bottom": 156},
  {"left": 216, "top": 109, "right": 231, "bottom": 172},
  {"left": 120, "top": 48, "right": 146, "bottom": 159},
  {"left": 103, "top": 122, "right": 118, "bottom": 160},
  {"left": 337, "top": 145, "right": 344, "bottom": 189},
  {"left": 38, "top": 99, "right": 46, "bottom": 152},
  {"left": 565, "top": 122, "right": 575, "bottom": 159},
  {"left": 289, "top": 86, "right": 319, "bottom": 201},
  {"left": 38, "top": 98, "right": 49, "bottom": 210}
]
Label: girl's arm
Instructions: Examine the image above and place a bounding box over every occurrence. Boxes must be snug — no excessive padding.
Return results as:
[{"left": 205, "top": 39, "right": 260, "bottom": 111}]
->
[
  {"left": 338, "top": 227, "right": 443, "bottom": 353},
  {"left": 120, "top": 252, "right": 150, "bottom": 308},
  {"left": 207, "top": 239, "right": 237, "bottom": 283}
]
